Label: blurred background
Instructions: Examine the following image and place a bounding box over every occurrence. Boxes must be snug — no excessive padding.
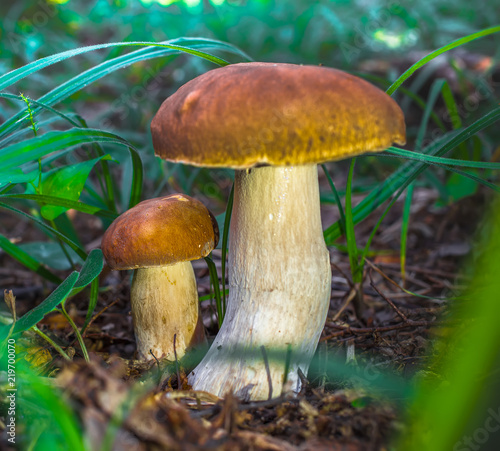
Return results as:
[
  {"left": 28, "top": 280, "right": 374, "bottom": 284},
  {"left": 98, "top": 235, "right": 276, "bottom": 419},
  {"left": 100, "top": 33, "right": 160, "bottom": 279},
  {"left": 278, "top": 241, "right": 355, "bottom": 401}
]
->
[{"left": 1, "top": 0, "right": 499, "bottom": 212}]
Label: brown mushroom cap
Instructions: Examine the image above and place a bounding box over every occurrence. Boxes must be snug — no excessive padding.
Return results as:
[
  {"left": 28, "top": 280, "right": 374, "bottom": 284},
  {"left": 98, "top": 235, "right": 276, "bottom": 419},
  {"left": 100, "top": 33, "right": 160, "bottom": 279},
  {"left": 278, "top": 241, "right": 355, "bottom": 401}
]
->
[
  {"left": 151, "top": 62, "right": 406, "bottom": 169},
  {"left": 101, "top": 194, "right": 219, "bottom": 270}
]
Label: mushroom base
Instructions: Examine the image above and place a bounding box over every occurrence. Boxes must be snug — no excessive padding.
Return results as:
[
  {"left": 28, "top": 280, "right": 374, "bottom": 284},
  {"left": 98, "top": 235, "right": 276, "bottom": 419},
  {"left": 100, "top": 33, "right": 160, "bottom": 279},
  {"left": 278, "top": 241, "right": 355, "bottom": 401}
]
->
[
  {"left": 189, "top": 164, "right": 331, "bottom": 400},
  {"left": 131, "top": 262, "right": 206, "bottom": 361}
]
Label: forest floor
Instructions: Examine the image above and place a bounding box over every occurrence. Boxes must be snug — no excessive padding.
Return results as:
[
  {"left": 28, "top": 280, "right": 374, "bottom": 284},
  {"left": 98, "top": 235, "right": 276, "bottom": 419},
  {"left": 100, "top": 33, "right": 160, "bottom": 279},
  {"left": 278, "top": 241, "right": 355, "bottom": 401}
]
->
[{"left": 0, "top": 178, "right": 489, "bottom": 450}]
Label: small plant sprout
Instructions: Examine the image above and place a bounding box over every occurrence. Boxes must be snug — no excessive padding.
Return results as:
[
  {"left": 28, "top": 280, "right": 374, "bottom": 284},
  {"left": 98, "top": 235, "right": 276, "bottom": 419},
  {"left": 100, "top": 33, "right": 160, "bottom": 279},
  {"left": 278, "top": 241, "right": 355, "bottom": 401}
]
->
[
  {"left": 151, "top": 62, "right": 406, "bottom": 400},
  {"left": 101, "top": 194, "right": 219, "bottom": 361}
]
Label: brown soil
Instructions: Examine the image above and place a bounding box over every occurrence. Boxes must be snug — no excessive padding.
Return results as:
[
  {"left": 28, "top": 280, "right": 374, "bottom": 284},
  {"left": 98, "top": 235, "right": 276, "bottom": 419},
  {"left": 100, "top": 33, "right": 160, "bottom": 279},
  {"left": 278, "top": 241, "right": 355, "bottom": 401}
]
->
[{"left": 0, "top": 182, "right": 488, "bottom": 450}]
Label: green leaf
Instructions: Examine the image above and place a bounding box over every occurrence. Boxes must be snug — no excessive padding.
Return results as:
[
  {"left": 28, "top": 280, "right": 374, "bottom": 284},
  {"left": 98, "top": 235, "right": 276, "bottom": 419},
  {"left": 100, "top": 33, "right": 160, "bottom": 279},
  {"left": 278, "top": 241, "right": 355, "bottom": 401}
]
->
[
  {"left": 386, "top": 26, "right": 500, "bottom": 95},
  {"left": 12, "top": 359, "right": 86, "bottom": 450},
  {"left": 37, "top": 155, "right": 114, "bottom": 220},
  {"left": 0, "top": 92, "right": 119, "bottom": 213},
  {"left": 72, "top": 249, "right": 104, "bottom": 292},
  {"left": 0, "top": 234, "right": 61, "bottom": 283},
  {"left": 0, "top": 272, "right": 79, "bottom": 341},
  {"left": 0, "top": 250, "right": 103, "bottom": 341},
  {"left": 443, "top": 171, "right": 479, "bottom": 204},
  {"left": 18, "top": 242, "right": 84, "bottom": 270},
  {"left": 0, "top": 169, "right": 38, "bottom": 188},
  {"left": 0, "top": 201, "right": 87, "bottom": 260}
]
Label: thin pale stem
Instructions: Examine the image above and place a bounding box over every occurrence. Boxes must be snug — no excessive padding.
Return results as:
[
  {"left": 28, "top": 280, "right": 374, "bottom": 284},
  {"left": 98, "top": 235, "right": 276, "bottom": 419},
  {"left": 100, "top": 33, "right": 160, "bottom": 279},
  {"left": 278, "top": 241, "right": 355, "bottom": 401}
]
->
[
  {"left": 32, "top": 325, "right": 72, "bottom": 361},
  {"left": 60, "top": 303, "right": 90, "bottom": 362}
]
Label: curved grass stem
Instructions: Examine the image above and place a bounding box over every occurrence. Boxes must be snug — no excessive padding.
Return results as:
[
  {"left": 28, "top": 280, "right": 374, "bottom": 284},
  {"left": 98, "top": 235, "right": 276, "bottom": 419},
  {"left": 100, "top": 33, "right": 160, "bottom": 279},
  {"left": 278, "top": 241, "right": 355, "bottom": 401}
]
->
[
  {"left": 60, "top": 303, "right": 90, "bottom": 362},
  {"left": 32, "top": 325, "right": 71, "bottom": 361}
]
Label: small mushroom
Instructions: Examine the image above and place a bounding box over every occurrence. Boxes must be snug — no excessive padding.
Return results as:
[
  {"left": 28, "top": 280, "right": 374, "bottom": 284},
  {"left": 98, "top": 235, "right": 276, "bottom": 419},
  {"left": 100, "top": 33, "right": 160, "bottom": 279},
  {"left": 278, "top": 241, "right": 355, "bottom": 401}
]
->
[
  {"left": 101, "top": 194, "right": 219, "bottom": 361},
  {"left": 151, "top": 62, "right": 406, "bottom": 399}
]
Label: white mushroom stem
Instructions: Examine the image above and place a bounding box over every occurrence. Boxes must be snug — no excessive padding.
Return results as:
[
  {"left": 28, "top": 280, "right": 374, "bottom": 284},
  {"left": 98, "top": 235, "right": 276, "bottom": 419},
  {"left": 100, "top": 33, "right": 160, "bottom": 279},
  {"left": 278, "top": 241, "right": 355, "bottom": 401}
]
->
[
  {"left": 189, "top": 164, "right": 331, "bottom": 400},
  {"left": 131, "top": 261, "right": 206, "bottom": 361}
]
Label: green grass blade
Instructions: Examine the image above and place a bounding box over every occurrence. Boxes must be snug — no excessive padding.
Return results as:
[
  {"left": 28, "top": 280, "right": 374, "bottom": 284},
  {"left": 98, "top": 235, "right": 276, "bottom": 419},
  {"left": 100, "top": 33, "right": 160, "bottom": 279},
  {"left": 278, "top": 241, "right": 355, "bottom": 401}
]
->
[
  {"left": 0, "top": 169, "right": 38, "bottom": 188},
  {"left": 321, "top": 164, "right": 346, "bottom": 237},
  {"left": 0, "top": 37, "right": 250, "bottom": 92},
  {"left": 72, "top": 249, "right": 104, "bottom": 291},
  {"left": 382, "top": 148, "right": 500, "bottom": 169},
  {"left": 221, "top": 184, "right": 234, "bottom": 315},
  {"left": 324, "top": 106, "right": 500, "bottom": 245},
  {"left": 362, "top": 159, "right": 499, "bottom": 272},
  {"left": 0, "top": 117, "right": 79, "bottom": 148},
  {"left": 0, "top": 92, "right": 84, "bottom": 128},
  {"left": 361, "top": 156, "right": 500, "bottom": 269},
  {"left": 441, "top": 81, "right": 463, "bottom": 130},
  {"left": 415, "top": 79, "right": 447, "bottom": 151},
  {"left": 386, "top": 25, "right": 500, "bottom": 95},
  {"left": 344, "top": 159, "right": 360, "bottom": 283},
  {"left": 400, "top": 182, "right": 415, "bottom": 280},
  {"left": 81, "top": 279, "right": 100, "bottom": 334},
  {"left": 127, "top": 145, "right": 143, "bottom": 209},
  {"left": 343, "top": 81, "right": 440, "bottom": 276},
  {"left": 205, "top": 255, "right": 223, "bottom": 327},
  {"left": 0, "top": 194, "right": 117, "bottom": 220},
  {"left": 48, "top": 216, "right": 79, "bottom": 271},
  {"left": 0, "top": 201, "right": 87, "bottom": 260},
  {"left": 2, "top": 272, "right": 79, "bottom": 339},
  {"left": 432, "top": 164, "right": 500, "bottom": 193},
  {"left": 440, "top": 80, "right": 472, "bottom": 160},
  {"left": 398, "top": 77, "right": 446, "bottom": 278},
  {"left": 0, "top": 128, "right": 136, "bottom": 170}
]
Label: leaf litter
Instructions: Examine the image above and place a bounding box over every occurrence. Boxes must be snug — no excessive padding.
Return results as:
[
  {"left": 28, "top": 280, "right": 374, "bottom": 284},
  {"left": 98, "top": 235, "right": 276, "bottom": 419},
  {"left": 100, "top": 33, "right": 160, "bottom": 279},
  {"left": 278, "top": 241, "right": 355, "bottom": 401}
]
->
[{"left": 0, "top": 181, "right": 489, "bottom": 450}]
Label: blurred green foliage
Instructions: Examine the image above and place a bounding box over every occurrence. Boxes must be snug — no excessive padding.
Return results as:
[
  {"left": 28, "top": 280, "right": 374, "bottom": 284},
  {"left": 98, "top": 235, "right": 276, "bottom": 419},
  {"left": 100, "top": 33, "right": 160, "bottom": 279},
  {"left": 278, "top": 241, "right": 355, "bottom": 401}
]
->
[
  {"left": 2, "top": 0, "right": 499, "bottom": 68},
  {"left": 1, "top": 0, "right": 499, "bottom": 205},
  {"left": 400, "top": 199, "right": 500, "bottom": 451}
]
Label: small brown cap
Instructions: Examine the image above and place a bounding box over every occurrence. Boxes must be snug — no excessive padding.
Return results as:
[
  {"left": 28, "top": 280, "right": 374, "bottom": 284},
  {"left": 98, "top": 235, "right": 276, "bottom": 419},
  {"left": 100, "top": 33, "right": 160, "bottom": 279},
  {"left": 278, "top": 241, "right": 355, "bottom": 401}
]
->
[
  {"left": 101, "top": 194, "right": 219, "bottom": 270},
  {"left": 151, "top": 62, "right": 406, "bottom": 169}
]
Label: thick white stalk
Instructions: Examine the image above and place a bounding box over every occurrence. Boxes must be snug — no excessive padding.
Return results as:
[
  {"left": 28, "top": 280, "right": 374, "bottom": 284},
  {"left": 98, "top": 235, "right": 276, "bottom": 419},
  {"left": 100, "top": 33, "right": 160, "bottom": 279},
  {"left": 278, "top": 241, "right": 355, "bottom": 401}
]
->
[
  {"left": 131, "top": 261, "right": 205, "bottom": 361},
  {"left": 189, "top": 165, "right": 331, "bottom": 400}
]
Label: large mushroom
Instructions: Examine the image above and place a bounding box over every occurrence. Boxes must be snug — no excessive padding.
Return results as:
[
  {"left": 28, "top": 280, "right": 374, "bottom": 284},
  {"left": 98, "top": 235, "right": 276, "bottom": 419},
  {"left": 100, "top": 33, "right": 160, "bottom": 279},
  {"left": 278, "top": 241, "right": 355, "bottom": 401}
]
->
[
  {"left": 101, "top": 194, "right": 219, "bottom": 361},
  {"left": 151, "top": 62, "right": 406, "bottom": 399}
]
